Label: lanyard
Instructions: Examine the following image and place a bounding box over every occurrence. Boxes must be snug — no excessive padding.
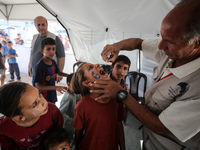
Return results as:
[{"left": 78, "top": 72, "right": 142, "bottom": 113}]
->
[{"left": 158, "top": 73, "right": 173, "bottom": 82}]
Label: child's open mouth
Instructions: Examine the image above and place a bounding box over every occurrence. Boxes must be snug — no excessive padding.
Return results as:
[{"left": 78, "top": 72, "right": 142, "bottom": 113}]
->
[{"left": 99, "top": 69, "right": 106, "bottom": 75}]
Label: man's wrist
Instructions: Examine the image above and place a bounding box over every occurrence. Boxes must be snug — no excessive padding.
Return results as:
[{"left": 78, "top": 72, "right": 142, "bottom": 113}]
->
[{"left": 116, "top": 89, "right": 128, "bottom": 103}]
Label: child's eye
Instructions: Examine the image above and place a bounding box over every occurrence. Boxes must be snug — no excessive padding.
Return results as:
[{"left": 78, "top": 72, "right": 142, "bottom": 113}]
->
[
  {"left": 116, "top": 64, "right": 122, "bottom": 69},
  {"left": 62, "top": 148, "right": 67, "bottom": 150},
  {"left": 33, "top": 101, "right": 38, "bottom": 108},
  {"left": 89, "top": 66, "right": 93, "bottom": 70},
  {"left": 124, "top": 67, "right": 128, "bottom": 71}
]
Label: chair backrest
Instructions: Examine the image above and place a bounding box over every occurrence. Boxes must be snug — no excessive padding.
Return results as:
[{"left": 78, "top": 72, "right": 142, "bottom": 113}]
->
[
  {"left": 73, "top": 61, "right": 82, "bottom": 72},
  {"left": 124, "top": 71, "right": 147, "bottom": 105}
]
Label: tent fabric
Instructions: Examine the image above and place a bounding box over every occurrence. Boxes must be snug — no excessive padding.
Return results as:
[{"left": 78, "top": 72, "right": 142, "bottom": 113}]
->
[
  {"left": 0, "top": 0, "right": 180, "bottom": 72},
  {"left": 36, "top": 0, "right": 179, "bottom": 69},
  {"left": 0, "top": 0, "right": 55, "bottom": 21}
]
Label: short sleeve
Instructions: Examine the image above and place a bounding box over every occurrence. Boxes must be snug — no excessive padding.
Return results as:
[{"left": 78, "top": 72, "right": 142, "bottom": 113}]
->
[
  {"left": 55, "top": 36, "right": 65, "bottom": 58},
  {"left": 159, "top": 99, "right": 200, "bottom": 142},
  {"left": 142, "top": 39, "right": 165, "bottom": 63}
]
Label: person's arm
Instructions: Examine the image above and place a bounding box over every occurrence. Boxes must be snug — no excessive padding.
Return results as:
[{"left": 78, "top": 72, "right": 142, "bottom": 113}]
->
[
  {"left": 57, "top": 57, "right": 65, "bottom": 72},
  {"left": 6, "top": 54, "right": 18, "bottom": 59},
  {"left": 101, "top": 38, "right": 143, "bottom": 62},
  {"left": 35, "top": 83, "right": 67, "bottom": 94},
  {"left": 56, "top": 57, "right": 65, "bottom": 82},
  {"left": 15, "top": 39, "right": 20, "bottom": 44},
  {"left": 55, "top": 36, "right": 65, "bottom": 82},
  {"left": 58, "top": 71, "right": 69, "bottom": 77},
  {"left": 75, "top": 128, "right": 84, "bottom": 150},
  {"left": 90, "top": 78, "right": 169, "bottom": 135},
  {"left": 118, "top": 121, "right": 125, "bottom": 150},
  {"left": 1, "top": 47, "right": 4, "bottom": 54},
  {"left": 0, "top": 57, "right": 6, "bottom": 70}
]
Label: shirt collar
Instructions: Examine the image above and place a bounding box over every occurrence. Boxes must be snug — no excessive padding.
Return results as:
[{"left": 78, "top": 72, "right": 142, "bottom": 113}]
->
[{"left": 169, "top": 57, "right": 200, "bottom": 79}]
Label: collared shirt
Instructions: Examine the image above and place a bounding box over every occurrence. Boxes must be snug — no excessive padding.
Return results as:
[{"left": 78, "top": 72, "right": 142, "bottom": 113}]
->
[{"left": 141, "top": 39, "right": 200, "bottom": 150}]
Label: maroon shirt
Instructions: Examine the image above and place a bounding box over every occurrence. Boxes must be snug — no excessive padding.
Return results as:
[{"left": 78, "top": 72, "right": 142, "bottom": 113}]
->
[
  {"left": 73, "top": 95, "right": 125, "bottom": 150},
  {"left": 0, "top": 103, "right": 63, "bottom": 150}
]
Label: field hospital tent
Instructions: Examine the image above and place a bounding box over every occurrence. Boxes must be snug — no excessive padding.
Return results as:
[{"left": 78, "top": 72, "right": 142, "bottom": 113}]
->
[
  {"left": 0, "top": 0, "right": 180, "bottom": 86},
  {"left": 0, "top": 1, "right": 181, "bottom": 149}
]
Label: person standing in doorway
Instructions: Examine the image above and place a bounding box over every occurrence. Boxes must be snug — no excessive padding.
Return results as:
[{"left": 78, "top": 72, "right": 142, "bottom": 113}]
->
[{"left": 28, "top": 16, "right": 65, "bottom": 86}]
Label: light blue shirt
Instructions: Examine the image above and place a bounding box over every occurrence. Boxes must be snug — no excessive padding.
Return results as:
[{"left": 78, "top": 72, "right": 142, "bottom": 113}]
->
[{"left": 7, "top": 48, "right": 18, "bottom": 64}]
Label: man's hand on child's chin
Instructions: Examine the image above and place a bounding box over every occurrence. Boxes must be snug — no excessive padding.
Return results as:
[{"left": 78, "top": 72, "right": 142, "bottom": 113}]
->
[{"left": 89, "top": 78, "right": 122, "bottom": 100}]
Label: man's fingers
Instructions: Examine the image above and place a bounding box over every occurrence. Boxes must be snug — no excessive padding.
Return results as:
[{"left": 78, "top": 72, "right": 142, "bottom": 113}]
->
[
  {"left": 89, "top": 82, "right": 107, "bottom": 89},
  {"left": 95, "top": 95, "right": 109, "bottom": 101},
  {"left": 90, "top": 89, "right": 105, "bottom": 94}
]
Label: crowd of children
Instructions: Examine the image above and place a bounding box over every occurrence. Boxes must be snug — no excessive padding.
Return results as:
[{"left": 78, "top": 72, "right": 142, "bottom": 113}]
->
[{"left": 0, "top": 36, "right": 131, "bottom": 150}]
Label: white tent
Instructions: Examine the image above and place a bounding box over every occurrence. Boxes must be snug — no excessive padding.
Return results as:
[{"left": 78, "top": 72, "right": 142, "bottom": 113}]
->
[
  {"left": 36, "top": 0, "right": 179, "bottom": 66},
  {"left": 0, "top": 0, "right": 55, "bottom": 21},
  {"left": 0, "top": 0, "right": 180, "bottom": 82},
  {"left": 0, "top": 0, "right": 179, "bottom": 64}
]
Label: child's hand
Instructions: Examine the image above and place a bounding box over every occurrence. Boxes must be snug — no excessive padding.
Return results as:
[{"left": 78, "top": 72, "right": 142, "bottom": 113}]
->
[
  {"left": 6, "top": 55, "right": 11, "bottom": 59},
  {"left": 55, "top": 86, "right": 68, "bottom": 94},
  {"left": 57, "top": 74, "right": 63, "bottom": 83}
]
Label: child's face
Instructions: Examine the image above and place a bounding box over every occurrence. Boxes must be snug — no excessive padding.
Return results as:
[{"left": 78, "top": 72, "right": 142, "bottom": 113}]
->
[
  {"left": 82, "top": 63, "right": 108, "bottom": 83},
  {"left": 111, "top": 61, "right": 129, "bottom": 81},
  {"left": 49, "top": 141, "right": 72, "bottom": 150},
  {"left": 7, "top": 43, "right": 12, "bottom": 49},
  {"left": 42, "top": 44, "right": 56, "bottom": 59},
  {"left": 19, "top": 85, "right": 48, "bottom": 120}
]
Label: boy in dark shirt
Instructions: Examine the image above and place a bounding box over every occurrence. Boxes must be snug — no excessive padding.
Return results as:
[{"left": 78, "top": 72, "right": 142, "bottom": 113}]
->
[{"left": 34, "top": 37, "right": 69, "bottom": 103}]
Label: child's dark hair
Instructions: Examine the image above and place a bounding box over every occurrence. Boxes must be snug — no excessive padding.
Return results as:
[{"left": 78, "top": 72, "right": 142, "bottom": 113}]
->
[
  {"left": 71, "top": 62, "right": 89, "bottom": 96},
  {"left": 67, "top": 73, "right": 74, "bottom": 84},
  {"left": 112, "top": 55, "right": 131, "bottom": 69},
  {"left": 44, "top": 127, "right": 71, "bottom": 149},
  {"left": 0, "top": 43, "right": 2, "bottom": 49},
  {"left": 7, "top": 40, "right": 12, "bottom": 44},
  {"left": 0, "top": 82, "right": 28, "bottom": 117},
  {"left": 41, "top": 37, "right": 55, "bottom": 49},
  {"left": 2, "top": 40, "right": 7, "bottom": 44}
]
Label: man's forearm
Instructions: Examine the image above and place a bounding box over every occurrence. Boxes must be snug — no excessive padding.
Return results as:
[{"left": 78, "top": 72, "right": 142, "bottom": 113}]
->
[
  {"left": 123, "top": 94, "right": 169, "bottom": 134},
  {"left": 57, "top": 57, "right": 65, "bottom": 71},
  {"left": 115, "top": 38, "right": 143, "bottom": 51}
]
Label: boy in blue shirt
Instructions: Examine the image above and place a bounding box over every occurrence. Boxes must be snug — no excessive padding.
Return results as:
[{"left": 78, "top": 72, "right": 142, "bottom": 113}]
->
[
  {"left": 6, "top": 41, "right": 21, "bottom": 82},
  {"left": 34, "top": 37, "right": 69, "bottom": 104}
]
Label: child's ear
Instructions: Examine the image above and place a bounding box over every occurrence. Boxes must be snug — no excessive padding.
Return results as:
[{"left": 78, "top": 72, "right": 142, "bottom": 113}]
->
[
  {"left": 82, "top": 81, "right": 90, "bottom": 87},
  {"left": 12, "top": 115, "right": 25, "bottom": 122},
  {"left": 40, "top": 49, "right": 44, "bottom": 53}
]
